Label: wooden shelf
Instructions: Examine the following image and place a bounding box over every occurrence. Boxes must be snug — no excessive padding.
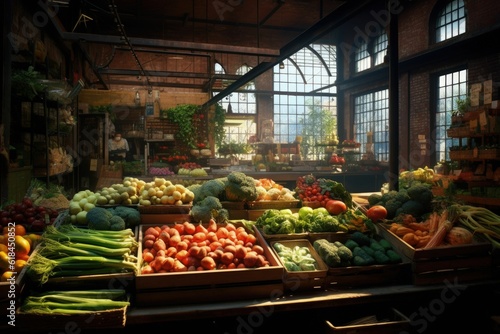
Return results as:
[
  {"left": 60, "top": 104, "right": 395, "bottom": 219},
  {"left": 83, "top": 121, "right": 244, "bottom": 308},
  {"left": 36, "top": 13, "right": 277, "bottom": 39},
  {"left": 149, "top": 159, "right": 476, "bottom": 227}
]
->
[{"left": 456, "top": 194, "right": 500, "bottom": 206}]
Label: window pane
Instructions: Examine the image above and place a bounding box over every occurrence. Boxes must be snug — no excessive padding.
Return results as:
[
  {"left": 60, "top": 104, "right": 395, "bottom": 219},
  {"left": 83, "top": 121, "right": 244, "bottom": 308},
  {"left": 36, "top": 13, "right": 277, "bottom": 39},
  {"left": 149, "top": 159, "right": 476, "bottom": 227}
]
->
[
  {"left": 354, "top": 89, "right": 389, "bottom": 162},
  {"left": 274, "top": 44, "right": 337, "bottom": 160},
  {"left": 435, "top": 69, "right": 468, "bottom": 161},
  {"left": 436, "top": 0, "right": 466, "bottom": 42}
]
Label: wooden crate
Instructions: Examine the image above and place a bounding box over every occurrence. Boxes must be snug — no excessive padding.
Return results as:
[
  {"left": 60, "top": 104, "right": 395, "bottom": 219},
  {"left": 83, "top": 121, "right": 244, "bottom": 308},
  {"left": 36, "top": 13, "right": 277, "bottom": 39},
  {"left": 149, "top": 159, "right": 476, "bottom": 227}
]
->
[
  {"left": 326, "top": 262, "right": 412, "bottom": 288},
  {"left": 270, "top": 239, "right": 328, "bottom": 291},
  {"left": 316, "top": 233, "right": 412, "bottom": 288},
  {"left": 324, "top": 308, "right": 410, "bottom": 333},
  {"left": 22, "top": 226, "right": 138, "bottom": 291},
  {"left": 138, "top": 204, "right": 192, "bottom": 214},
  {"left": 247, "top": 207, "right": 299, "bottom": 221},
  {"left": 17, "top": 305, "right": 128, "bottom": 331},
  {"left": 378, "top": 224, "right": 493, "bottom": 285},
  {"left": 134, "top": 224, "right": 284, "bottom": 306},
  {"left": 308, "top": 232, "right": 350, "bottom": 243},
  {"left": 246, "top": 200, "right": 300, "bottom": 210},
  {"left": 257, "top": 227, "right": 308, "bottom": 242}
]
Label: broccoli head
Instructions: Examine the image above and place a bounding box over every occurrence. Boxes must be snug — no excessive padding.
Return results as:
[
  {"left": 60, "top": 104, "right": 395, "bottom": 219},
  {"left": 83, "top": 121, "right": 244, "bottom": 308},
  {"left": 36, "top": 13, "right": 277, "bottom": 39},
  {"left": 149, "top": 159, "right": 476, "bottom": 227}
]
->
[
  {"left": 224, "top": 172, "right": 258, "bottom": 202},
  {"left": 109, "top": 215, "right": 126, "bottom": 231},
  {"left": 395, "top": 189, "right": 410, "bottom": 204},
  {"left": 367, "top": 193, "right": 383, "bottom": 206},
  {"left": 407, "top": 183, "right": 433, "bottom": 206},
  {"left": 381, "top": 190, "right": 399, "bottom": 204},
  {"left": 86, "top": 207, "right": 113, "bottom": 230},
  {"left": 395, "top": 200, "right": 425, "bottom": 219},
  {"left": 195, "top": 178, "right": 227, "bottom": 203},
  {"left": 187, "top": 184, "right": 202, "bottom": 201},
  {"left": 189, "top": 195, "right": 228, "bottom": 224},
  {"left": 384, "top": 199, "right": 402, "bottom": 219},
  {"left": 112, "top": 206, "right": 140, "bottom": 228}
]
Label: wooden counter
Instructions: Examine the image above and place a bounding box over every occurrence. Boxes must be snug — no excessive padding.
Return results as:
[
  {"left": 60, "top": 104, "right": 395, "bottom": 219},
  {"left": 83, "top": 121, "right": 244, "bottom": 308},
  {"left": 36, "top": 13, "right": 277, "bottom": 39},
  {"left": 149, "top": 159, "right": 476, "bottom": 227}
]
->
[{"left": 124, "top": 280, "right": 500, "bottom": 332}]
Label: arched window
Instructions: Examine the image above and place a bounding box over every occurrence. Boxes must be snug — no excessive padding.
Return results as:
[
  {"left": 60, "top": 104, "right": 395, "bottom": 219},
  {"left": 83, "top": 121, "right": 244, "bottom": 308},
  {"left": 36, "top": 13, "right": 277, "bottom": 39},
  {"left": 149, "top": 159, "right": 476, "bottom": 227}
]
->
[
  {"left": 353, "top": 32, "right": 388, "bottom": 73},
  {"left": 435, "top": 0, "right": 466, "bottom": 43},
  {"left": 354, "top": 41, "right": 371, "bottom": 73},
  {"left": 274, "top": 44, "right": 337, "bottom": 160}
]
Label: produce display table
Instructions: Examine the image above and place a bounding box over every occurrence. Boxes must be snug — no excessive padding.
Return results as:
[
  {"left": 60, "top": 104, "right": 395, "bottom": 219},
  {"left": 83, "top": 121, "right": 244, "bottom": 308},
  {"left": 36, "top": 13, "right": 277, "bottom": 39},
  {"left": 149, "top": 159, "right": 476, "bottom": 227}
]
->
[{"left": 214, "top": 170, "right": 389, "bottom": 193}]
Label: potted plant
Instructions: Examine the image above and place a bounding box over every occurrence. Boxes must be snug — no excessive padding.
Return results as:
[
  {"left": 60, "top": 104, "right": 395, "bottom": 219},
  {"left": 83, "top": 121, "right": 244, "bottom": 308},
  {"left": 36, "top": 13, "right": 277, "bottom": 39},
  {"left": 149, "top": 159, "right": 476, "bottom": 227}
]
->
[
  {"left": 452, "top": 97, "right": 470, "bottom": 123},
  {"left": 217, "top": 141, "right": 252, "bottom": 157}
]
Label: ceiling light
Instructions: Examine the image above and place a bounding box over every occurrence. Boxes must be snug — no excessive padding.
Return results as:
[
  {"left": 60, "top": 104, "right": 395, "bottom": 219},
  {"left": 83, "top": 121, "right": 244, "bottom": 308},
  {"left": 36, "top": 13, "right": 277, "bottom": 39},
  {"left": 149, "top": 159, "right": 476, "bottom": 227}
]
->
[{"left": 279, "top": 62, "right": 285, "bottom": 69}]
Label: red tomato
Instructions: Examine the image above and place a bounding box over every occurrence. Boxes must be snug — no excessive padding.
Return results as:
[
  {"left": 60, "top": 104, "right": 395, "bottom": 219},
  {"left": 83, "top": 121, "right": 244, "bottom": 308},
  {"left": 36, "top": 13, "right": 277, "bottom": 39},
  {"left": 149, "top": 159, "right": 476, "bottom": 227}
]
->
[
  {"left": 366, "top": 205, "right": 388, "bottom": 222},
  {"left": 325, "top": 200, "right": 347, "bottom": 215}
]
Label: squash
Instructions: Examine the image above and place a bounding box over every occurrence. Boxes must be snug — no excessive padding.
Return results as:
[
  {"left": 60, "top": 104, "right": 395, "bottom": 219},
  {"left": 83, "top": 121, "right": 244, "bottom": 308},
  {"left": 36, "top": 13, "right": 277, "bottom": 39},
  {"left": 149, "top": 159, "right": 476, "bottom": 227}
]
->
[{"left": 445, "top": 226, "right": 473, "bottom": 245}]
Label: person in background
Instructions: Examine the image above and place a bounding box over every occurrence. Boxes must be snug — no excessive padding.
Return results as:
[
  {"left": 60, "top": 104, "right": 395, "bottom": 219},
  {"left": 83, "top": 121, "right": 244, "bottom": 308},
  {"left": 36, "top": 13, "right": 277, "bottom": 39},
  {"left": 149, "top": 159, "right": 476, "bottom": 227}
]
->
[{"left": 108, "top": 132, "right": 129, "bottom": 161}]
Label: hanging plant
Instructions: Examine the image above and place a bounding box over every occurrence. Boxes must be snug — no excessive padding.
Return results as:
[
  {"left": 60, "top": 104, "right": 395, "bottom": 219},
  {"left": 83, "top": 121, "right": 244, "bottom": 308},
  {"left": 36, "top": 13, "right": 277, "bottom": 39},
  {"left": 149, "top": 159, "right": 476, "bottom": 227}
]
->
[
  {"left": 214, "top": 103, "right": 226, "bottom": 148},
  {"left": 11, "top": 66, "right": 47, "bottom": 100},
  {"left": 164, "top": 104, "right": 199, "bottom": 149}
]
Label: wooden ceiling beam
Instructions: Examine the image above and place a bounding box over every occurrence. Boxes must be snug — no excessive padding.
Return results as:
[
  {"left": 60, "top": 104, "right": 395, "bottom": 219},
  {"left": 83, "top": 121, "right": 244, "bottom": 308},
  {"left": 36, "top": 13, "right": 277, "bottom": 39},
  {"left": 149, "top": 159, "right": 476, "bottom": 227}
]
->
[{"left": 59, "top": 31, "right": 280, "bottom": 56}]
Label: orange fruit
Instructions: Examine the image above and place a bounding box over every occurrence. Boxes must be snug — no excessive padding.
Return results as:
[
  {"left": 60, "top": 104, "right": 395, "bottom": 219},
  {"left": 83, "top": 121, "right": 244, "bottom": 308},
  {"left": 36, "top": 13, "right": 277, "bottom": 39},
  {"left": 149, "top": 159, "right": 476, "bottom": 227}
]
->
[
  {"left": 14, "top": 235, "right": 30, "bottom": 256},
  {"left": 15, "top": 224, "right": 26, "bottom": 236},
  {"left": 1, "top": 271, "right": 14, "bottom": 282},
  {"left": 0, "top": 244, "right": 7, "bottom": 253},
  {"left": 14, "top": 259, "right": 27, "bottom": 272}
]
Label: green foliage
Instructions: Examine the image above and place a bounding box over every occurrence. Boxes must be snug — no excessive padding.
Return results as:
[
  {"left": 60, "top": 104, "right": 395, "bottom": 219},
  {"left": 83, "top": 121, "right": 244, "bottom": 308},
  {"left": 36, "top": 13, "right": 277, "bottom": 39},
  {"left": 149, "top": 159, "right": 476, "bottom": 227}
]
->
[
  {"left": 255, "top": 209, "right": 302, "bottom": 234},
  {"left": 11, "top": 66, "right": 47, "bottom": 100},
  {"left": 164, "top": 104, "right": 199, "bottom": 149},
  {"left": 299, "top": 99, "right": 337, "bottom": 160},
  {"left": 214, "top": 103, "right": 226, "bottom": 148}
]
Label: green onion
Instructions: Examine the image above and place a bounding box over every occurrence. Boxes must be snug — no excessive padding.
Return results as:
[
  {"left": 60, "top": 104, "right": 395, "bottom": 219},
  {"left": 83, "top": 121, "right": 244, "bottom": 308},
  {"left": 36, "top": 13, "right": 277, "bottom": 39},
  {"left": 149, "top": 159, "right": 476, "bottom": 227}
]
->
[
  {"left": 40, "top": 238, "right": 132, "bottom": 259},
  {"left": 20, "top": 289, "right": 130, "bottom": 315},
  {"left": 36, "top": 289, "right": 126, "bottom": 299},
  {"left": 43, "top": 225, "right": 137, "bottom": 250},
  {"left": 27, "top": 252, "right": 138, "bottom": 284}
]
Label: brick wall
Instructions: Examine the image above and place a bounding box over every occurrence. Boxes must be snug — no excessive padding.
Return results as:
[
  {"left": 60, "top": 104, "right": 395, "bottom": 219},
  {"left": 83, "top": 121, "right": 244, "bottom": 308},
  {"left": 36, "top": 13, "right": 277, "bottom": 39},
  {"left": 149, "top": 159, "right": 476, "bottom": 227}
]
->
[{"left": 337, "top": 0, "right": 500, "bottom": 170}]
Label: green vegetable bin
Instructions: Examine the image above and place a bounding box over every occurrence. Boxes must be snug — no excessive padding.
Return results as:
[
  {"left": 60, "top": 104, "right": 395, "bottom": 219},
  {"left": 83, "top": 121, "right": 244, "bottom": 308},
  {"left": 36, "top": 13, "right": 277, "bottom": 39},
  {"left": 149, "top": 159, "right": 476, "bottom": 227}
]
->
[{"left": 271, "top": 239, "right": 328, "bottom": 291}]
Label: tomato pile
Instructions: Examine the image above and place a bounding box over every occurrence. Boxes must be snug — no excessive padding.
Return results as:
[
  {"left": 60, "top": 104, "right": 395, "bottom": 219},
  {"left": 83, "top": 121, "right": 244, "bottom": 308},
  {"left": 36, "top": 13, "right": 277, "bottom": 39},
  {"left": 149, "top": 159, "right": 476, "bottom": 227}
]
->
[
  {"left": 295, "top": 175, "right": 331, "bottom": 206},
  {"left": 0, "top": 198, "right": 59, "bottom": 232}
]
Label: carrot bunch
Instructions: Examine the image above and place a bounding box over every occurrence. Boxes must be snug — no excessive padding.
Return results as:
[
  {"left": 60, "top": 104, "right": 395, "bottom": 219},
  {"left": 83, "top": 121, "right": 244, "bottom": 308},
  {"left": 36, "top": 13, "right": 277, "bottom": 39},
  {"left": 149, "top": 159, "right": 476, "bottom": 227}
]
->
[
  {"left": 140, "top": 219, "right": 270, "bottom": 274},
  {"left": 389, "top": 219, "right": 431, "bottom": 248},
  {"left": 388, "top": 209, "right": 468, "bottom": 249}
]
